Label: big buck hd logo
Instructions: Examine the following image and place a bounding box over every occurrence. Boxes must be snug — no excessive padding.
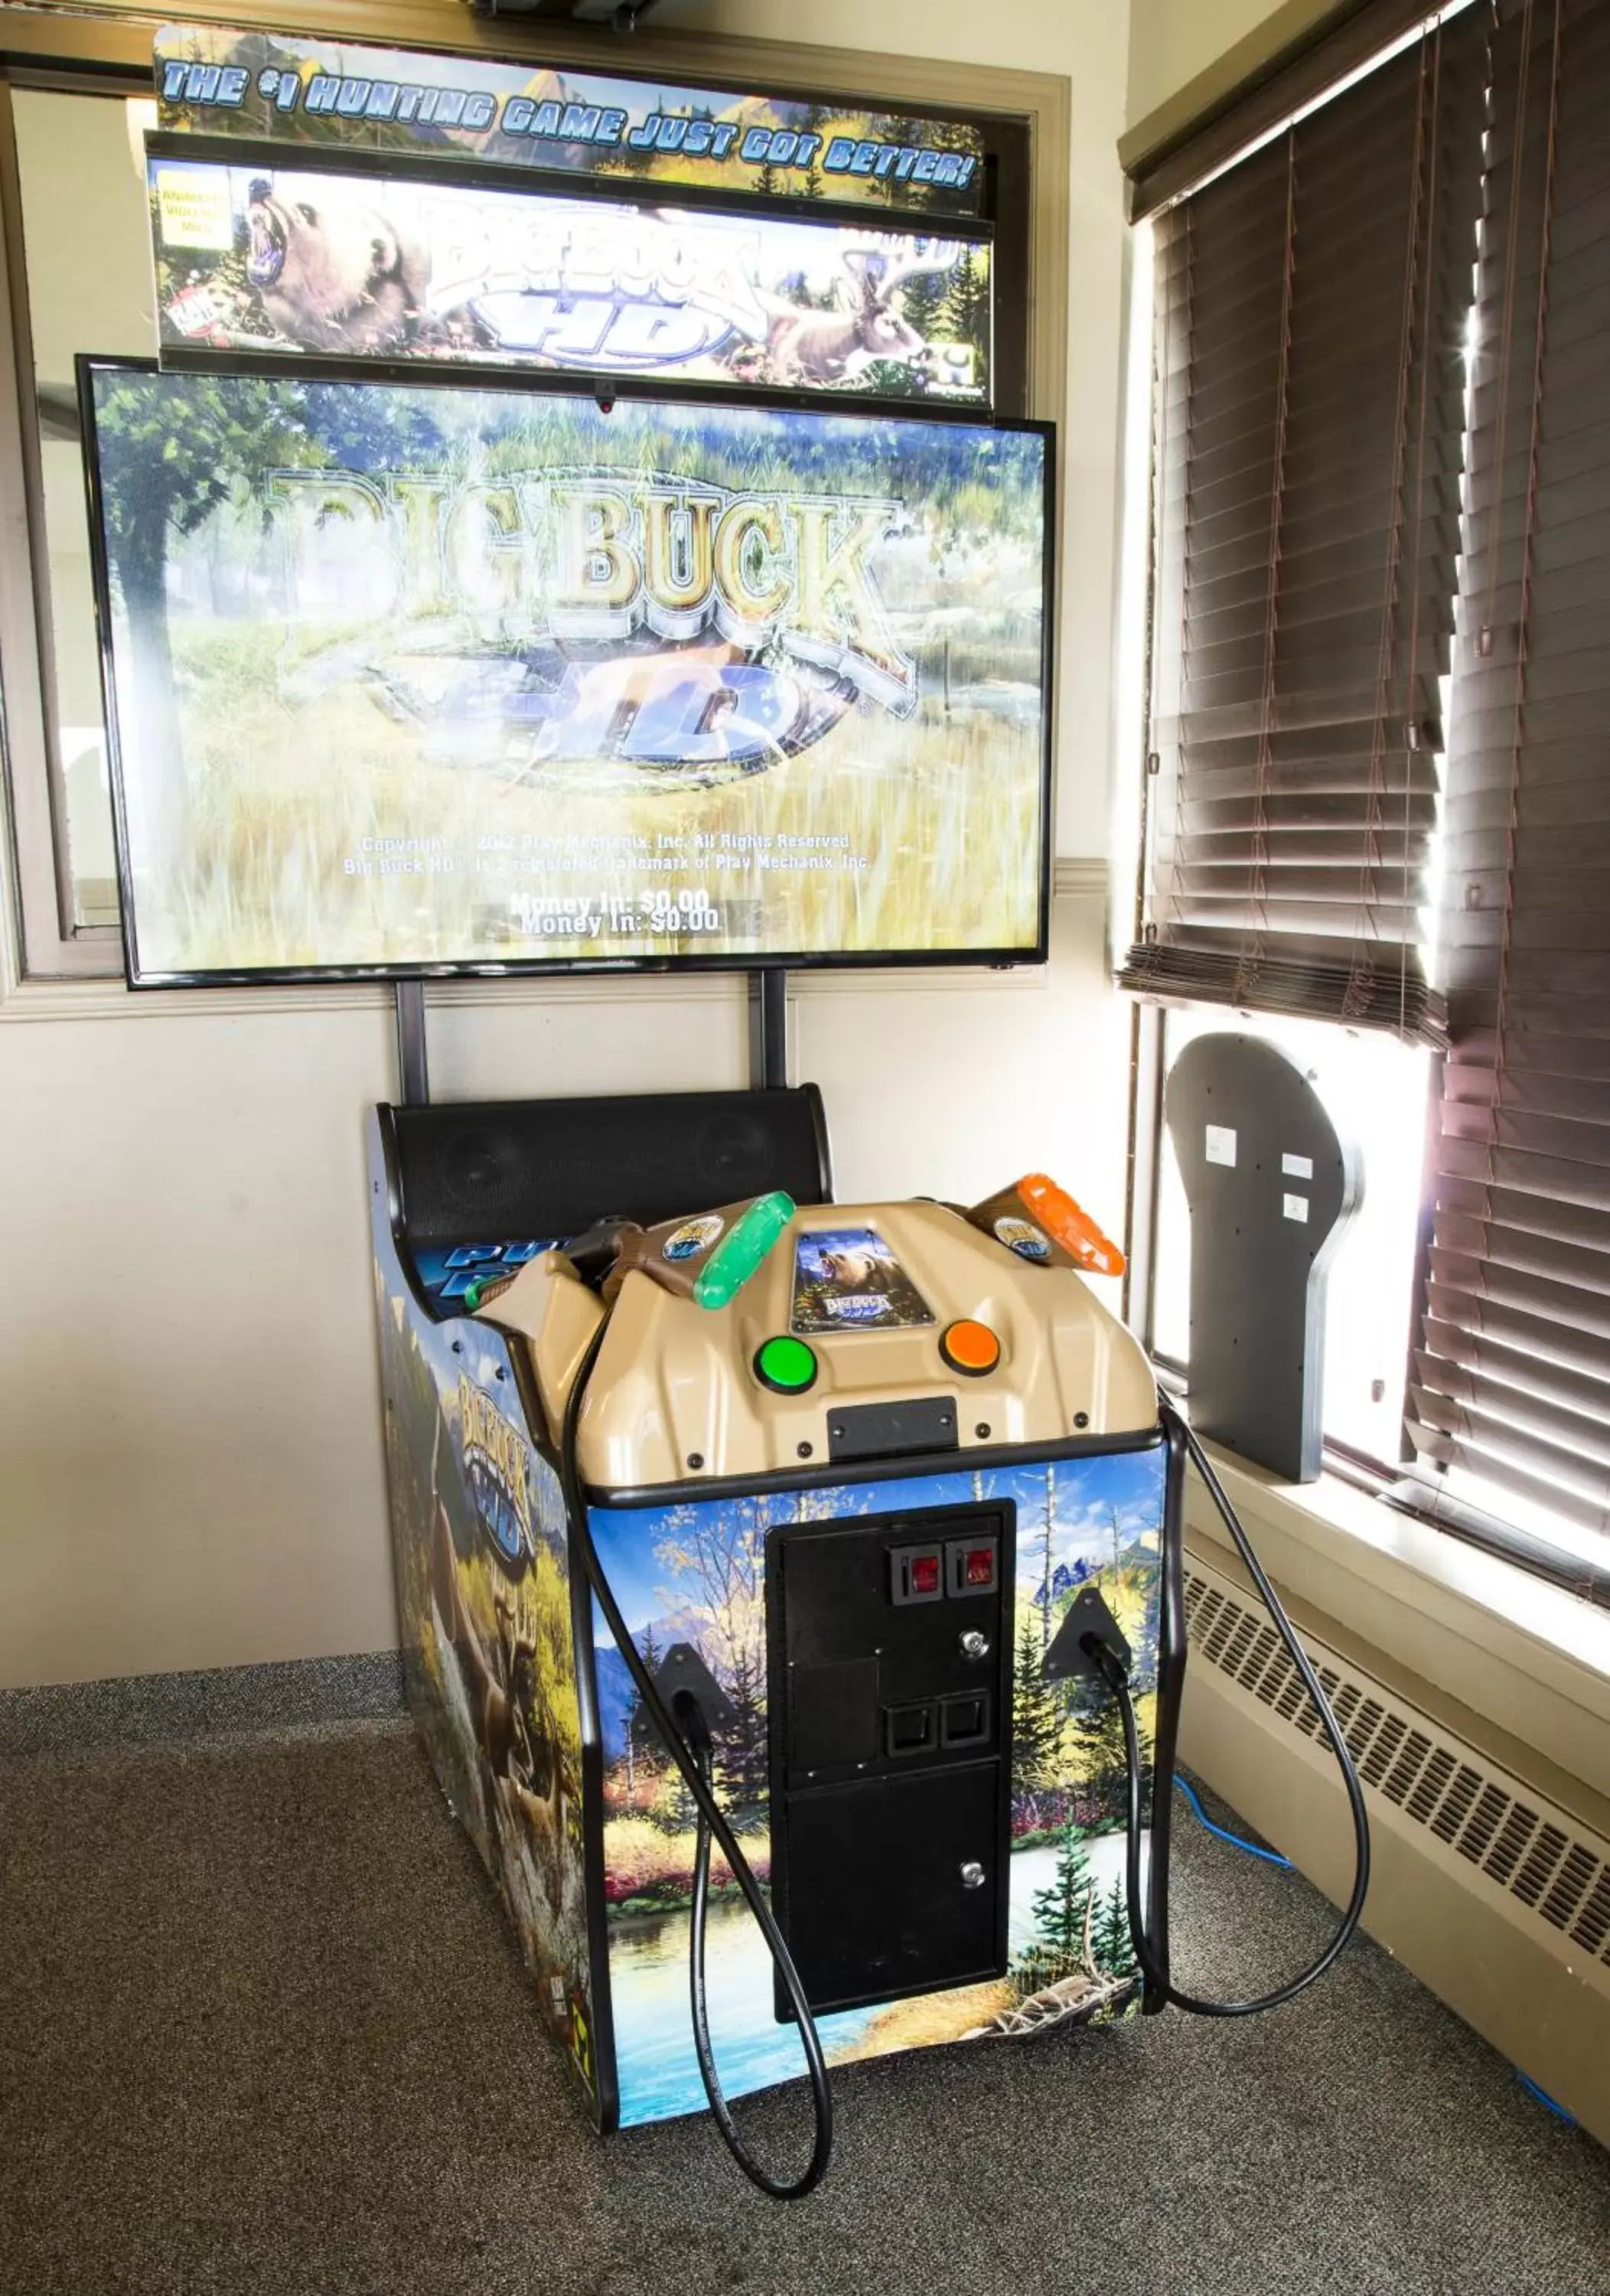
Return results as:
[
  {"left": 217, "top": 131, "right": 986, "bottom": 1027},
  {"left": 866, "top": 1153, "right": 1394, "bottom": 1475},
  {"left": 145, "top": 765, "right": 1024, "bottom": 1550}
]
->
[
  {"left": 269, "top": 467, "right": 915, "bottom": 781},
  {"left": 457, "top": 1373, "right": 534, "bottom": 1573}
]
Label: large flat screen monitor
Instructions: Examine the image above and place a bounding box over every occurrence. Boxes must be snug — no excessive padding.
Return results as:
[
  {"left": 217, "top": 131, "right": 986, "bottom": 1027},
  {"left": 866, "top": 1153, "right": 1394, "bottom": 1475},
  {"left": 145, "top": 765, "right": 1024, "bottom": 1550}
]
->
[{"left": 80, "top": 360, "right": 1052, "bottom": 985}]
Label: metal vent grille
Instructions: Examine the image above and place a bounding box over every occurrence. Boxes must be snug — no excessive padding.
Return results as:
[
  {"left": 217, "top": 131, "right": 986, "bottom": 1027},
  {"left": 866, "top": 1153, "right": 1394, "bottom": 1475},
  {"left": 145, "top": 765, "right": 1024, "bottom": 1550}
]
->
[{"left": 1184, "top": 1569, "right": 1610, "bottom": 1968}]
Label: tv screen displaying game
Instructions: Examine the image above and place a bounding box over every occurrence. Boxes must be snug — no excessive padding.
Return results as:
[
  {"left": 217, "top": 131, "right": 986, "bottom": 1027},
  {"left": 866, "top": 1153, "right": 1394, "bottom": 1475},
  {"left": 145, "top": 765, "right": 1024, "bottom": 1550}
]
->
[{"left": 81, "top": 360, "right": 1051, "bottom": 985}]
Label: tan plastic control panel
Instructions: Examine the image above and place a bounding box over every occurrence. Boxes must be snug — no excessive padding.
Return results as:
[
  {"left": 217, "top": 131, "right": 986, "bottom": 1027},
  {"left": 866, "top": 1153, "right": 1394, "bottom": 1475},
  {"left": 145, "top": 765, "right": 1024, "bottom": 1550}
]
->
[{"left": 484, "top": 1196, "right": 1158, "bottom": 1492}]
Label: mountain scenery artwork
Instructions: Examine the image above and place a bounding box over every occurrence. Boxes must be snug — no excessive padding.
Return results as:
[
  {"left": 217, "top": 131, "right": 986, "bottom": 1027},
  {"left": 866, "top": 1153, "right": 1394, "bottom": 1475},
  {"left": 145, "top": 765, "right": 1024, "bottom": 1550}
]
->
[{"left": 589, "top": 1448, "right": 1162, "bottom": 2121}]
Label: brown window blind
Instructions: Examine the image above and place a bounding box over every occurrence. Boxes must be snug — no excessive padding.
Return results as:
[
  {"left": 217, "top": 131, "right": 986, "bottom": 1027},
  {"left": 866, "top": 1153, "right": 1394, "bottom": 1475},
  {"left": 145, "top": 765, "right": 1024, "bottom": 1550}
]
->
[
  {"left": 1120, "top": 15, "right": 1487, "bottom": 1038},
  {"left": 1406, "top": 0, "right": 1610, "bottom": 1564}
]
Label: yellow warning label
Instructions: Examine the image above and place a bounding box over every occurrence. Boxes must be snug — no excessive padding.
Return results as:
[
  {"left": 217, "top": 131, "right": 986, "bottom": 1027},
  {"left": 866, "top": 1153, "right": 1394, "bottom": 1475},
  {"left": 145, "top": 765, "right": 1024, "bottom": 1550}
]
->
[{"left": 155, "top": 168, "right": 233, "bottom": 252}]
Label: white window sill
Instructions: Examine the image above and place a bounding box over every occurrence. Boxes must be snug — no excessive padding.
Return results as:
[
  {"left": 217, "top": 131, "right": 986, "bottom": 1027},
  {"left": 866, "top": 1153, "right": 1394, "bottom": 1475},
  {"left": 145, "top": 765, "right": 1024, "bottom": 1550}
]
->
[{"left": 1183, "top": 1443, "right": 1610, "bottom": 1826}]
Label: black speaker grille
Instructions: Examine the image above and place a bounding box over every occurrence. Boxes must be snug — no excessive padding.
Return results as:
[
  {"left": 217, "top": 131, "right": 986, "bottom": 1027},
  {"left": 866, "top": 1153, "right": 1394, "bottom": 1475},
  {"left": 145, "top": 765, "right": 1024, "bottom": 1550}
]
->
[{"left": 390, "top": 1088, "right": 830, "bottom": 1244}]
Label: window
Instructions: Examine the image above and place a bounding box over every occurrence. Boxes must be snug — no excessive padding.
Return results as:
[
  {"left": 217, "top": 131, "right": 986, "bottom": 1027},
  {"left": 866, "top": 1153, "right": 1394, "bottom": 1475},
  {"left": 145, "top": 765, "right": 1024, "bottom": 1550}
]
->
[
  {"left": 1119, "top": 16, "right": 1485, "bottom": 1036},
  {"left": 1126, "top": 0, "right": 1610, "bottom": 1599},
  {"left": 1403, "top": 0, "right": 1610, "bottom": 1587}
]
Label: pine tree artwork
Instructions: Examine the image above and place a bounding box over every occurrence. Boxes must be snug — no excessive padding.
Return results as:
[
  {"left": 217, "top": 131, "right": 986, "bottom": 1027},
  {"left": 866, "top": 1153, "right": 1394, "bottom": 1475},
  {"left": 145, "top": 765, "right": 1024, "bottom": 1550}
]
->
[
  {"left": 1017, "top": 1820, "right": 1095, "bottom": 1992},
  {"left": 897, "top": 266, "right": 946, "bottom": 350},
  {"left": 1010, "top": 1613, "right": 1061, "bottom": 1825},
  {"left": 1066, "top": 1673, "right": 1131, "bottom": 1823},
  {"left": 624, "top": 1626, "right": 663, "bottom": 1808},
  {"left": 1093, "top": 1879, "right": 1137, "bottom": 1981},
  {"left": 940, "top": 247, "right": 988, "bottom": 356},
  {"left": 715, "top": 1642, "right": 769, "bottom": 1815},
  {"left": 1031, "top": 1821, "right": 1093, "bottom": 1953}
]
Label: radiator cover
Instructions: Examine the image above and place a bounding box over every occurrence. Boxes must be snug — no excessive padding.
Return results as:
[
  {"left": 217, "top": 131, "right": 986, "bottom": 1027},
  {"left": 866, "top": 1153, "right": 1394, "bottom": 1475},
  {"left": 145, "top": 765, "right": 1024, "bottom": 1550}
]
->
[{"left": 1181, "top": 1550, "right": 1610, "bottom": 2146}]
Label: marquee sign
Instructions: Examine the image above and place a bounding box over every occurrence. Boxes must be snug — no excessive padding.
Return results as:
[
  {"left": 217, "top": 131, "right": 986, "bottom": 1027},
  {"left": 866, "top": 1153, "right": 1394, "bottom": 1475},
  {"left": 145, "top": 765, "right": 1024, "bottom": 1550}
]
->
[
  {"left": 148, "top": 152, "right": 992, "bottom": 401},
  {"left": 152, "top": 24, "right": 986, "bottom": 218}
]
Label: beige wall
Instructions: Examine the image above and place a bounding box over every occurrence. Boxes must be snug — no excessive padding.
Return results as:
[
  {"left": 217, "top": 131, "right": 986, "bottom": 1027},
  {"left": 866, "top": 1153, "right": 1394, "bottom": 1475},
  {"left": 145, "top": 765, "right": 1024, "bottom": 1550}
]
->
[
  {"left": 1126, "top": 0, "right": 1339, "bottom": 139},
  {"left": 0, "top": 0, "right": 1139, "bottom": 1688},
  {"left": 0, "top": 915, "right": 1128, "bottom": 1685}
]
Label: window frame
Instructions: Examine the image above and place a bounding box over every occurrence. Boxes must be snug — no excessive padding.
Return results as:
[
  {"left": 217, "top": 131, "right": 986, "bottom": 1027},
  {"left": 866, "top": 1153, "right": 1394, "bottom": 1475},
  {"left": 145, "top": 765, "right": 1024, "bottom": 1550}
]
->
[{"left": 0, "top": 70, "right": 150, "bottom": 980}]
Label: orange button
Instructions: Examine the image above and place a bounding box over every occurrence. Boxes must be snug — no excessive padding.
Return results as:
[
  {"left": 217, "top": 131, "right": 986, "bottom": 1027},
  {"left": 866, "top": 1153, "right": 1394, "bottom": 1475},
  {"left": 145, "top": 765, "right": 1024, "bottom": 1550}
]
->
[{"left": 940, "top": 1319, "right": 1001, "bottom": 1377}]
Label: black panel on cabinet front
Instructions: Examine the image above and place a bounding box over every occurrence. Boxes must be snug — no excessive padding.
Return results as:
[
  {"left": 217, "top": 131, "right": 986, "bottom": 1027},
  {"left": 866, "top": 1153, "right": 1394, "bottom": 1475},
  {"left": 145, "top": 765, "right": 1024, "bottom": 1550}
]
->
[
  {"left": 765, "top": 1502, "right": 1013, "bottom": 2016},
  {"left": 781, "top": 1766, "right": 1003, "bottom": 2011}
]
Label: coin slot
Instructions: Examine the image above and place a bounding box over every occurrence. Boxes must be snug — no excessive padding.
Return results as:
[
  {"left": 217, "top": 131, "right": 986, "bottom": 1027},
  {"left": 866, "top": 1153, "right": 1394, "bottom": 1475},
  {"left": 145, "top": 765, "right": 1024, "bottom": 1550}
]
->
[{"left": 885, "top": 1701, "right": 936, "bottom": 1757}]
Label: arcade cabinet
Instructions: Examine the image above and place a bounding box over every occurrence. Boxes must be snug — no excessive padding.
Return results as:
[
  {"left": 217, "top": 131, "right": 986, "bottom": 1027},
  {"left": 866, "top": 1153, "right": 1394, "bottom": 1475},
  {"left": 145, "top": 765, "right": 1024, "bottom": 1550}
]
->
[{"left": 371, "top": 1090, "right": 1370, "bottom": 2194}]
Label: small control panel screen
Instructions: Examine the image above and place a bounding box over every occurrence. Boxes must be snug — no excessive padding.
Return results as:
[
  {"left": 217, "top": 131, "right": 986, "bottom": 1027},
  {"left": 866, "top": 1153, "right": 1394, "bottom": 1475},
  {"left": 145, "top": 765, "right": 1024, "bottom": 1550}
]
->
[{"left": 790, "top": 1227, "right": 934, "bottom": 1335}]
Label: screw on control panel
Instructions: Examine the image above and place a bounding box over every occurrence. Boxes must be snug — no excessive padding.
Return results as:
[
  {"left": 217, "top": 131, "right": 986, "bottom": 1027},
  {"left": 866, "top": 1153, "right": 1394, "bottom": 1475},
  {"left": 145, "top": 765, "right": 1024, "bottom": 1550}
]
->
[
  {"left": 797, "top": 1441, "right": 813, "bottom": 1459},
  {"left": 975, "top": 1423, "right": 991, "bottom": 1440},
  {"left": 686, "top": 1453, "right": 705, "bottom": 1470},
  {"left": 1074, "top": 1411, "right": 1090, "bottom": 1429},
  {"left": 959, "top": 1861, "right": 986, "bottom": 1890},
  {"left": 959, "top": 1630, "right": 990, "bottom": 1660}
]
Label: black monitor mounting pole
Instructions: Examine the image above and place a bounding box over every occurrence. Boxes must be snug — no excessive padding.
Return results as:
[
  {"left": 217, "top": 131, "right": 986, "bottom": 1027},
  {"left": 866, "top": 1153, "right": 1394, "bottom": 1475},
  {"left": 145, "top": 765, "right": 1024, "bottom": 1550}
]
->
[
  {"left": 748, "top": 968, "right": 788, "bottom": 1091},
  {"left": 395, "top": 972, "right": 779, "bottom": 1105},
  {"left": 394, "top": 979, "right": 430, "bottom": 1107}
]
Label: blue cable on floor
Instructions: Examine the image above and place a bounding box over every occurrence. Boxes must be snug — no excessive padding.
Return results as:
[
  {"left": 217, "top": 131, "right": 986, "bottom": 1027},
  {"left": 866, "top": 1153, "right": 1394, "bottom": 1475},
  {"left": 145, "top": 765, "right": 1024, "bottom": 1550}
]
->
[
  {"left": 1175, "top": 1784, "right": 1578, "bottom": 2128},
  {"left": 1516, "top": 2072, "right": 1576, "bottom": 2125},
  {"left": 1174, "top": 1775, "right": 1293, "bottom": 1868}
]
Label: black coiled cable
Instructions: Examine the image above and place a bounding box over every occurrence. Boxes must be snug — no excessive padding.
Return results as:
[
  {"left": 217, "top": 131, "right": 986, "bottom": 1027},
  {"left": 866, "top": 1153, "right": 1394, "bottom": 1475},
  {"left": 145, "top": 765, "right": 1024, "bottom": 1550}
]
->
[
  {"left": 558, "top": 1319, "right": 833, "bottom": 2197},
  {"left": 1093, "top": 1397, "right": 1372, "bottom": 2017}
]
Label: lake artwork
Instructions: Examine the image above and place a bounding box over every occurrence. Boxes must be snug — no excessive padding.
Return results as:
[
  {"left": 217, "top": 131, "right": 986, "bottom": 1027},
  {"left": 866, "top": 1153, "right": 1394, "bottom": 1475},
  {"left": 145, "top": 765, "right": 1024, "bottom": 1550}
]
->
[{"left": 589, "top": 1450, "right": 1163, "bottom": 2126}]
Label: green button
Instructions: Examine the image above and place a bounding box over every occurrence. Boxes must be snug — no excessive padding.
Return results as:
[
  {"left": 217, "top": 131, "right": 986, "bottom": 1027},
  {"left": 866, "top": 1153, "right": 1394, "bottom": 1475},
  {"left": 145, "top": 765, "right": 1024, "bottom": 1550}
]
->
[{"left": 754, "top": 1335, "right": 817, "bottom": 1395}]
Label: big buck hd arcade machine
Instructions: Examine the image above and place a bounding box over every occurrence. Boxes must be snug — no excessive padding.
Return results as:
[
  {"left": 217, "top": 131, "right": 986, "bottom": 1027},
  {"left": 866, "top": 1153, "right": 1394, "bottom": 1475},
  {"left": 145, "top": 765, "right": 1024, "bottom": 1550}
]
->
[
  {"left": 368, "top": 1114, "right": 1368, "bottom": 2196},
  {"left": 86, "top": 23, "right": 1370, "bottom": 2199}
]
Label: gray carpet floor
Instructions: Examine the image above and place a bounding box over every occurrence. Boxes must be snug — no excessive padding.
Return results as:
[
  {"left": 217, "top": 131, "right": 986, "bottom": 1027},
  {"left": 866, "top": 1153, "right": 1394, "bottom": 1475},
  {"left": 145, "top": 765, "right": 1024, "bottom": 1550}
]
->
[{"left": 2, "top": 1720, "right": 1605, "bottom": 2296}]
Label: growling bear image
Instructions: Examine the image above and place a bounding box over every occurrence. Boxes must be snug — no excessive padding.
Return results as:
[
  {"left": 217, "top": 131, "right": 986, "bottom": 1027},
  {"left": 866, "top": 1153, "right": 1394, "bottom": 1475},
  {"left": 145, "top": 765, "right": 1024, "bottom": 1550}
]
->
[
  {"left": 816, "top": 1241, "right": 888, "bottom": 1292},
  {"left": 246, "top": 175, "right": 427, "bottom": 353},
  {"left": 792, "top": 1227, "right": 935, "bottom": 1331}
]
